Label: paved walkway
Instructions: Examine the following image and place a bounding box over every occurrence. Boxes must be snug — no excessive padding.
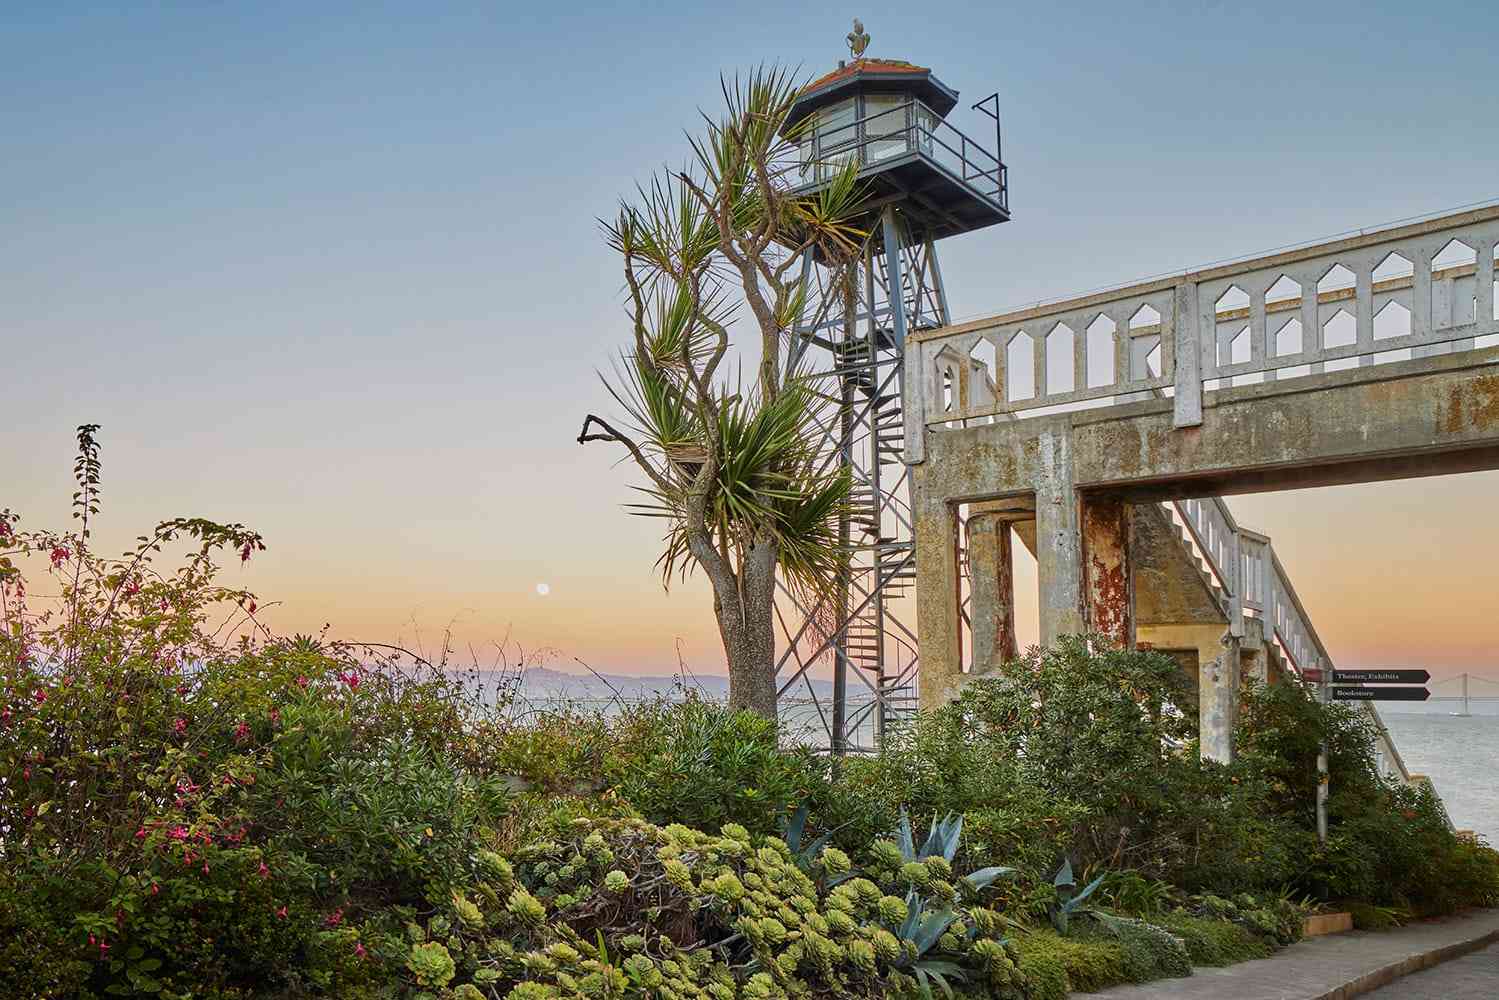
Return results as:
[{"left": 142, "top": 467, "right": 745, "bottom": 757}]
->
[
  {"left": 1079, "top": 909, "right": 1499, "bottom": 1000},
  {"left": 1361, "top": 942, "right": 1499, "bottom": 998}
]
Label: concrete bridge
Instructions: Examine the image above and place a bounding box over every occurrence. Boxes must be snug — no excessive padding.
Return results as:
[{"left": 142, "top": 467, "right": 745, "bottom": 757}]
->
[{"left": 903, "top": 205, "right": 1499, "bottom": 766}]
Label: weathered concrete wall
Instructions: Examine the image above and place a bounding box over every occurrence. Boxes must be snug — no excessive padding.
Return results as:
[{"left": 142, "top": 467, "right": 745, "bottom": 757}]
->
[
  {"left": 1138, "top": 622, "right": 1241, "bottom": 762},
  {"left": 1080, "top": 494, "right": 1134, "bottom": 648},
  {"left": 919, "top": 347, "right": 1499, "bottom": 503},
  {"left": 966, "top": 512, "right": 1018, "bottom": 674},
  {"left": 1130, "top": 504, "right": 1227, "bottom": 626}
]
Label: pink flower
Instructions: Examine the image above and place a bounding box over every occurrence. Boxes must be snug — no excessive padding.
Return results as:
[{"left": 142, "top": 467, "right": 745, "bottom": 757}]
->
[
  {"left": 173, "top": 717, "right": 187, "bottom": 735},
  {"left": 354, "top": 942, "right": 367, "bottom": 959},
  {"left": 268, "top": 708, "right": 280, "bottom": 724},
  {"left": 169, "top": 825, "right": 189, "bottom": 840},
  {"left": 324, "top": 907, "right": 344, "bottom": 927},
  {"left": 246, "top": 601, "right": 256, "bottom": 614},
  {"left": 0, "top": 519, "right": 10, "bottom": 537},
  {"left": 258, "top": 861, "right": 270, "bottom": 878},
  {"left": 240, "top": 542, "right": 254, "bottom": 564},
  {"left": 2, "top": 708, "right": 11, "bottom": 724},
  {"left": 339, "top": 671, "right": 360, "bottom": 690},
  {"left": 49, "top": 546, "right": 69, "bottom": 567},
  {"left": 97, "top": 940, "right": 109, "bottom": 956},
  {"left": 275, "top": 905, "right": 287, "bottom": 919},
  {"left": 32, "top": 688, "right": 47, "bottom": 705},
  {"left": 150, "top": 883, "right": 159, "bottom": 896},
  {"left": 233, "top": 721, "right": 251, "bottom": 742},
  {"left": 135, "top": 827, "right": 147, "bottom": 840},
  {"left": 295, "top": 676, "right": 309, "bottom": 689}
]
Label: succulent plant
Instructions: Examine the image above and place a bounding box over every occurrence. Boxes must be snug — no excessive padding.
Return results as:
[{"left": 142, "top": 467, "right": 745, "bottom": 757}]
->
[
  {"left": 405, "top": 941, "right": 456, "bottom": 989},
  {"left": 506, "top": 888, "right": 547, "bottom": 928}
]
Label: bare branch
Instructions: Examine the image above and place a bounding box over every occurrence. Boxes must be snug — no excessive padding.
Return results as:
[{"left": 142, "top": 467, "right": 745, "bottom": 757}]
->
[{"left": 576, "top": 414, "right": 675, "bottom": 496}]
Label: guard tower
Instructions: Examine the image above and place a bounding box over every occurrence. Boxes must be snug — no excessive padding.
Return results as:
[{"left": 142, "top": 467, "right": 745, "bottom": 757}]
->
[{"left": 774, "top": 23, "right": 1010, "bottom": 753}]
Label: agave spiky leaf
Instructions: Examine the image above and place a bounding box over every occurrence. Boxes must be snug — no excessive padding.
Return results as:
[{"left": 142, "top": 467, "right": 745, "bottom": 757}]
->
[
  {"left": 962, "top": 866, "right": 1018, "bottom": 893},
  {"left": 896, "top": 808, "right": 917, "bottom": 862}
]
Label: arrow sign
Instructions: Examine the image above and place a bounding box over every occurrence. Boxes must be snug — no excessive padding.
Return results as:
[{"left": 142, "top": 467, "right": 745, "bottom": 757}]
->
[
  {"left": 1334, "top": 669, "right": 1430, "bottom": 685},
  {"left": 1331, "top": 686, "right": 1430, "bottom": 702}
]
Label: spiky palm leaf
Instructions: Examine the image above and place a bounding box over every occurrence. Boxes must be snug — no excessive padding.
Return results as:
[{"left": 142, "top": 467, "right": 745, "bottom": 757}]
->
[{"left": 620, "top": 375, "right": 849, "bottom": 596}]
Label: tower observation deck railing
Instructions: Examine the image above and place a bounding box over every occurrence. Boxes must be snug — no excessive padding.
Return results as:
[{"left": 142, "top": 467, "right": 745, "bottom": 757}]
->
[{"left": 793, "top": 98, "right": 1009, "bottom": 215}]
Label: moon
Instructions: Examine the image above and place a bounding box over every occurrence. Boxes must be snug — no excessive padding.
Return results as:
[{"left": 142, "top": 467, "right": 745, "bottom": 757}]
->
[{"left": 535, "top": 583, "right": 551, "bottom": 597}]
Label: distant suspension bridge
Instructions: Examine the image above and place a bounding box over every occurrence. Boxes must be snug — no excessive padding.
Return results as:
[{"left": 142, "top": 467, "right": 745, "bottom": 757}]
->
[{"left": 1428, "top": 673, "right": 1499, "bottom": 716}]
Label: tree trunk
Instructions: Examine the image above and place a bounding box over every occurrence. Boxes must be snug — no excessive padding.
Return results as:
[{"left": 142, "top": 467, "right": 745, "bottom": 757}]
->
[
  {"left": 727, "top": 535, "right": 779, "bottom": 720},
  {"left": 684, "top": 506, "right": 779, "bottom": 721}
]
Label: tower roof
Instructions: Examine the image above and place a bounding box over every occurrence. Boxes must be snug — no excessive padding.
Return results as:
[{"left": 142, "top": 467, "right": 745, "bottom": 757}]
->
[{"left": 785, "top": 58, "right": 960, "bottom": 132}]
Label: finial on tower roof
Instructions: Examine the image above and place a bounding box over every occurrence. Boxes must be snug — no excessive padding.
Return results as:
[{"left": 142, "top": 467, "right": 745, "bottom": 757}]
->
[{"left": 847, "top": 18, "right": 870, "bottom": 60}]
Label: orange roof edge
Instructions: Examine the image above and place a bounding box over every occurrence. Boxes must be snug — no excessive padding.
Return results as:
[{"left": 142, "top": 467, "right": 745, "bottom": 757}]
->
[{"left": 804, "top": 58, "right": 930, "bottom": 95}]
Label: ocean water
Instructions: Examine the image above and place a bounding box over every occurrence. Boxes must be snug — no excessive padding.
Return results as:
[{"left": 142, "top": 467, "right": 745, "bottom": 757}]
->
[{"left": 1380, "top": 711, "right": 1499, "bottom": 841}]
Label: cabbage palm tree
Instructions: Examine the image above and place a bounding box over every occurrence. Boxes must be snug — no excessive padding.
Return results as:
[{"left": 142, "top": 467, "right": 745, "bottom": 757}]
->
[{"left": 578, "top": 69, "right": 866, "bottom": 719}]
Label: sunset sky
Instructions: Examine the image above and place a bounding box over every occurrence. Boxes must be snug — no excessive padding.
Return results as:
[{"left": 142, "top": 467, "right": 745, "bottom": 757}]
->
[{"left": 6, "top": 2, "right": 1498, "bottom": 682}]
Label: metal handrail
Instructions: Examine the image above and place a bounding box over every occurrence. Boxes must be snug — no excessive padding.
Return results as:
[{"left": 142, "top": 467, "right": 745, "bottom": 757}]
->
[{"left": 794, "top": 98, "right": 1008, "bottom": 211}]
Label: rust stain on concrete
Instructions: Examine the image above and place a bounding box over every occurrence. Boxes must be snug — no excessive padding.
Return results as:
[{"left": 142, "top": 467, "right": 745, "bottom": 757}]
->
[
  {"left": 1442, "top": 374, "right": 1499, "bottom": 435},
  {"left": 1081, "top": 495, "right": 1132, "bottom": 648}
]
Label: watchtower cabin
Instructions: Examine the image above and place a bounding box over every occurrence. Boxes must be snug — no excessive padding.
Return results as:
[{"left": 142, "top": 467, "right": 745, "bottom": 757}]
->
[{"left": 784, "top": 57, "right": 1010, "bottom": 247}]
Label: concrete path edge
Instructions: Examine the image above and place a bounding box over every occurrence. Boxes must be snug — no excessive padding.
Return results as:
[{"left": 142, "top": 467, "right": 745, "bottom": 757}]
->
[
  {"left": 1319, "top": 923, "right": 1499, "bottom": 1000},
  {"left": 1077, "top": 910, "right": 1499, "bottom": 1000}
]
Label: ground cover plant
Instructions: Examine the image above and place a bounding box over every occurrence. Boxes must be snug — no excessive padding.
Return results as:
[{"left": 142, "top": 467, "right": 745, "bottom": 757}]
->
[{"left": 4, "top": 428, "right": 1498, "bottom": 999}]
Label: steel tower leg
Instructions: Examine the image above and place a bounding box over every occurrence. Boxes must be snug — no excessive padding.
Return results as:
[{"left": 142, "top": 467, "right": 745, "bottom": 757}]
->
[{"left": 774, "top": 209, "right": 951, "bottom": 753}]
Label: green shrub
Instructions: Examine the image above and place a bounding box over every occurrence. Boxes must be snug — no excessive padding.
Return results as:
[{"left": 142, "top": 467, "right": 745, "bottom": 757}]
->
[
  {"left": 1010, "top": 929, "right": 1133, "bottom": 995},
  {"left": 1101, "top": 916, "right": 1192, "bottom": 981},
  {"left": 1344, "top": 901, "right": 1406, "bottom": 931},
  {"left": 604, "top": 698, "right": 826, "bottom": 835},
  {"left": 1153, "top": 914, "right": 1273, "bottom": 965}
]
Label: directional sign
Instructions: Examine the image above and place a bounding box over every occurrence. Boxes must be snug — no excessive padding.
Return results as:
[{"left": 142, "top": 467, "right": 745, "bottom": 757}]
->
[
  {"left": 1331, "top": 685, "right": 1430, "bottom": 702},
  {"left": 1333, "top": 669, "right": 1430, "bottom": 685}
]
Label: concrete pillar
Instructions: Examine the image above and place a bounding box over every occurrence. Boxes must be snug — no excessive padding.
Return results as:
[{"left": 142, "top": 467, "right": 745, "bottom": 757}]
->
[
  {"left": 1239, "top": 617, "right": 1269, "bottom": 686},
  {"left": 1035, "top": 429, "right": 1086, "bottom": 643},
  {"left": 967, "top": 512, "right": 1017, "bottom": 674},
  {"left": 1080, "top": 493, "right": 1134, "bottom": 648},
  {"left": 1242, "top": 645, "right": 1268, "bottom": 686},
  {"left": 1200, "top": 634, "right": 1241, "bottom": 763},
  {"left": 914, "top": 465, "right": 963, "bottom": 708}
]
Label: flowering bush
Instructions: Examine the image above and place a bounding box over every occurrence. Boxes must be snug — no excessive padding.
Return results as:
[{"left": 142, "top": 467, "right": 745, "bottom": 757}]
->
[{"left": 0, "top": 427, "right": 508, "bottom": 998}]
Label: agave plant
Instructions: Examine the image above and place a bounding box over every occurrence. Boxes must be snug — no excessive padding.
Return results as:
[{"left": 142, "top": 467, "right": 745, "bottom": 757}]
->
[
  {"left": 894, "top": 808, "right": 1016, "bottom": 895},
  {"left": 780, "top": 804, "right": 855, "bottom": 886},
  {"left": 873, "top": 809, "right": 1025, "bottom": 998},
  {"left": 1048, "top": 858, "right": 1107, "bottom": 935},
  {"left": 890, "top": 895, "right": 967, "bottom": 1000}
]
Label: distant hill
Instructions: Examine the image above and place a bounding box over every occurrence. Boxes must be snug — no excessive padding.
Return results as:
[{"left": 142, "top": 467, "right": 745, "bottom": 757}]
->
[{"left": 459, "top": 665, "right": 840, "bottom": 708}]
